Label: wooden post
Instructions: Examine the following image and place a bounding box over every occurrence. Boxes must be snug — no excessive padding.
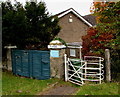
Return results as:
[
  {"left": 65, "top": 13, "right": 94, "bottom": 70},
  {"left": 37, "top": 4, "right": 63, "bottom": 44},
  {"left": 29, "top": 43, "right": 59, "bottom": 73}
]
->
[{"left": 105, "top": 49, "right": 111, "bottom": 82}]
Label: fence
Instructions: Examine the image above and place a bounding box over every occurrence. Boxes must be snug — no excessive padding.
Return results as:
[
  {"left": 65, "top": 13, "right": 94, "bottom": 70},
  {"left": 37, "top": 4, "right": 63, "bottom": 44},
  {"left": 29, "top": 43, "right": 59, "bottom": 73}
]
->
[{"left": 12, "top": 50, "right": 50, "bottom": 80}]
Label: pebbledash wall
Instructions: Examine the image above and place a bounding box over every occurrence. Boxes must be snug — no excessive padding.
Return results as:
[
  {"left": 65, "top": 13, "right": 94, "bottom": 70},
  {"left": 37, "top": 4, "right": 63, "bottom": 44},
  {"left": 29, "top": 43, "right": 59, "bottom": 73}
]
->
[{"left": 57, "top": 12, "right": 89, "bottom": 43}]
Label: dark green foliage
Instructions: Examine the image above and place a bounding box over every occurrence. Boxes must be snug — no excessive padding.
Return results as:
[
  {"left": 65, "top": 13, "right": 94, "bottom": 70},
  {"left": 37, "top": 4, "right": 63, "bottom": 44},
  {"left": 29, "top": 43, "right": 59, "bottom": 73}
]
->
[
  {"left": 93, "top": 1, "right": 120, "bottom": 81},
  {"left": 110, "top": 49, "right": 120, "bottom": 81},
  {"left": 94, "top": 1, "right": 120, "bottom": 50},
  {"left": 53, "top": 37, "right": 67, "bottom": 46},
  {"left": 2, "top": 1, "right": 60, "bottom": 50}
]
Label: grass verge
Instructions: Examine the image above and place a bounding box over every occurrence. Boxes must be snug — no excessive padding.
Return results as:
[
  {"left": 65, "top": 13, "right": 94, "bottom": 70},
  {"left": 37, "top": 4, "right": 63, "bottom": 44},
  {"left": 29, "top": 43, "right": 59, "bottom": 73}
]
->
[
  {"left": 2, "top": 70, "right": 119, "bottom": 95},
  {"left": 76, "top": 82, "right": 119, "bottom": 95},
  {"left": 2, "top": 71, "right": 59, "bottom": 95}
]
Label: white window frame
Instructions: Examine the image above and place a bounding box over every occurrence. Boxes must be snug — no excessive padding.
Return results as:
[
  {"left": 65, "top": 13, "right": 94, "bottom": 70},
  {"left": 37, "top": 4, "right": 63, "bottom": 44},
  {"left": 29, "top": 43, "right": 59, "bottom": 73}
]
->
[{"left": 70, "top": 49, "right": 76, "bottom": 57}]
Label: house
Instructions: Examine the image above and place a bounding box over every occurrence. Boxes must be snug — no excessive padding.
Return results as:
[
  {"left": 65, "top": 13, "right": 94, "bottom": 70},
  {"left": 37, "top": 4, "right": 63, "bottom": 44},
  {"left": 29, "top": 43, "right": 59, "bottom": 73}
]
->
[
  {"left": 54, "top": 8, "right": 96, "bottom": 58},
  {"left": 48, "top": 8, "right": 96, "bottom": 78}
]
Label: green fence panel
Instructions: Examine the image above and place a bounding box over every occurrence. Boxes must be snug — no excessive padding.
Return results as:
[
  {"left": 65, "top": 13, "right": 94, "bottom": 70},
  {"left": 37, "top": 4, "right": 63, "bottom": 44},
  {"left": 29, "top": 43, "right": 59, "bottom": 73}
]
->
[{"left": 12, "top": 50, "right": 50, "bottom": 80}]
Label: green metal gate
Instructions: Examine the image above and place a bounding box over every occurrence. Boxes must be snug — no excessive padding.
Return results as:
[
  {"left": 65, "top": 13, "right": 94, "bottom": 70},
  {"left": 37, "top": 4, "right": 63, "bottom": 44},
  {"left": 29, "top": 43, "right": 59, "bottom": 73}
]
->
[{"left": 12, "top": 50, "right": 50, "bottom": 80}]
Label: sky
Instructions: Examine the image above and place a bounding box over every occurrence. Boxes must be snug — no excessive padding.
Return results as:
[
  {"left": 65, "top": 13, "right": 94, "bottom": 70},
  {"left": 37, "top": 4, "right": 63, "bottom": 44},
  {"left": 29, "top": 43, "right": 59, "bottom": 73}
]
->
[{"left": 3, "top": 0, "right": 94, "bottom": 16}]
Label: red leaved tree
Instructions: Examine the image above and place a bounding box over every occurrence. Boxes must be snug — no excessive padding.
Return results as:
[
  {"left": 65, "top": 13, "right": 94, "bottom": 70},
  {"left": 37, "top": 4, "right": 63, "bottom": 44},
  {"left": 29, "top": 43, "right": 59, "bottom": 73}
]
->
[
  {"left": 82, "top": 1, "right": 120, "bottom": 56},
  {"left": 82, "top": 27, "right": 113, "bottom": 56}
]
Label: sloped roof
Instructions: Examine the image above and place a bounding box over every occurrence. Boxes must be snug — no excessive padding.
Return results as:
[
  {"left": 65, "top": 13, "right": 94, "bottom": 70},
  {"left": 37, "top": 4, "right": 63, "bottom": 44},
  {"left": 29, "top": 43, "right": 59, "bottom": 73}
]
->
[
  {"left": 67, "top": 42, "right": 82, "bottom": 48},
  {"left": 55, "top": 8, "right": 93, "bottom": 27},
  {"left": 83, "top": 15, "right": 97, "bottom": 26}
]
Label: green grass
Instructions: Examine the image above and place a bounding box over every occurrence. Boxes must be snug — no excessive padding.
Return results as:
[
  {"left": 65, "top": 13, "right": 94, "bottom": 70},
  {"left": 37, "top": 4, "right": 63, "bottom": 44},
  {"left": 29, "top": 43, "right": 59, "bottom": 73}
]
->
[
  {"left": 2, "top": 71, "right": 119, "bottom": 95},
  {"left": 2, "top": 71, "right": 59, "bottom": 95},
  {"left": 76, "top": 82, "right": 119, "bottom": 95}
]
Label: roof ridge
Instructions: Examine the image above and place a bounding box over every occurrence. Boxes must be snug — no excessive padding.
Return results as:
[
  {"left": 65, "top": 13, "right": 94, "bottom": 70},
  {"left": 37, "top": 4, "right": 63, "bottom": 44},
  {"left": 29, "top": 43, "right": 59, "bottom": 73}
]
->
[
  {"left": 54, "top": 8, "right": 74, "bottom": 17},
  {"left": 54, "top": 8, "right": 93, "bottom": 27}
]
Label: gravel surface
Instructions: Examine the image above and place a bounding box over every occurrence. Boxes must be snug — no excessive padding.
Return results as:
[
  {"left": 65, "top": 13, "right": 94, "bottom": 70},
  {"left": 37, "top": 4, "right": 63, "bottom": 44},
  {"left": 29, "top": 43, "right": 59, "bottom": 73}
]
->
[{"left": 39, "top": 84, "right": 78, "bottom": 95}]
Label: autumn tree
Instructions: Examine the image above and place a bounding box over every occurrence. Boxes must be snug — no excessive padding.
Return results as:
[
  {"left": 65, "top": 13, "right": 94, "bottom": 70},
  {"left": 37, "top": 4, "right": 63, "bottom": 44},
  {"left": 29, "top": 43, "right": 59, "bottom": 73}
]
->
[
  {"left": 2, "top": 1, "right": 60, "bottom": 50},
  {"left": 82, "top": 1, "right": 120, "bottom": 55},
  {"left": 91, "top": 1, "right": 120, "bottom": 49},
  {"left": 82, "top": 27, "right": 113, "bottom": 56}
]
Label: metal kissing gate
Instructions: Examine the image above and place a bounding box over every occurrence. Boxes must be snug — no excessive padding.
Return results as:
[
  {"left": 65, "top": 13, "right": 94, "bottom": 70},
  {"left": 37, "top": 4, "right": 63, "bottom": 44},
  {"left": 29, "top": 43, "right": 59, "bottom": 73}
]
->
[{"left": 64, "top": 54, "right": 104, "bottom": 86}]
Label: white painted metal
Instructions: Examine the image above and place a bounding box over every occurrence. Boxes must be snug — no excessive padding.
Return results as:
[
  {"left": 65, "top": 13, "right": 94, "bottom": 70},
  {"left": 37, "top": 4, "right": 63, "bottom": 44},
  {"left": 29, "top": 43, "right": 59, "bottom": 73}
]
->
[
  {"left": 4, "top": 46, "right": 17, "bottom": 48},
  {"left": 67, "top": 58, "right": 82, "bottom": 80},
  {"left": 68, "top": 80, "right": 82, "bottom": 86},
  {"left": 64, "top": 54, "right": 68, "bottom": 81},
  {"left": 82, "top": 68, "right": 100, "bottom": 70},
  {"left": 99, "top": 57, "right": 102, "bottom": 84},
  {"left": 84, "top": 56, "right": 104, "bottom": 84},
  {"left": 64, "top": 55, "right": 87, "bottom": 85},
  {"left": 64, "top": 54, "right": 104, "bottom": 85},
  {"left": 48, "top": 45, "right": 66, "bottom": 49}
]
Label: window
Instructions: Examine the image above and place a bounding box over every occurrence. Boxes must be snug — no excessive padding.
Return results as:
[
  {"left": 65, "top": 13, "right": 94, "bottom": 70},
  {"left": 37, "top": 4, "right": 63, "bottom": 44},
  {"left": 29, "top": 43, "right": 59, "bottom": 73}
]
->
[
  {"left": 69, "top": 15, "right": 73, "bottom": 23},
  {"left": 50, "top": 50, "right": 59, "bottom": 58},
  {"left": 69, "top": 18, "right": 73, "bottom": 23},
  {"left": 70, "top": 49, "right": 76, "bottom": 57}
]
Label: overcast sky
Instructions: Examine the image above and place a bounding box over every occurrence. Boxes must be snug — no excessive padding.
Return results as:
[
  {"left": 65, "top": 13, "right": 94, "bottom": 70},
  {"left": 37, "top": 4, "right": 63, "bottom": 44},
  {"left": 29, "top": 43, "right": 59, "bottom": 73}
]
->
[{"left": 3, "top": 0, "right": 93, "bottom": 16}]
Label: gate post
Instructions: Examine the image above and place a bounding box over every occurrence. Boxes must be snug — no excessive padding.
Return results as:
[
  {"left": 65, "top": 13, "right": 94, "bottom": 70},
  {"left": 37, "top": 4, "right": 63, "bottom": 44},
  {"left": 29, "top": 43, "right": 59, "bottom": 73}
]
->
[
  {"left": 105, "top": 49, "right": 111, "bottom": 82},
  {"left": 64, "top": 54, "right": 68, "bottom": 81},
  {"left": 48, "top": 40, "right": 66, "bottom": 79},
  {"left": 4, "top": 45, "right": 17, "bottom": 71}
]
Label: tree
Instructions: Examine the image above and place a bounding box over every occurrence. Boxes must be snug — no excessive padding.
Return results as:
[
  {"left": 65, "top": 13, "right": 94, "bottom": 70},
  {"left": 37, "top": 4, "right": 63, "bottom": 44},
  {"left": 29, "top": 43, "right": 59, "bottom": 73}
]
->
[
  {"left": 2, "top": 1, "right": 60, "bottom": 50},
  {"left": 91, "top": 1, "right": 120, "bottom": 50},
  {"left": 82, "top": 27, "right": 113, "bottom": 56},
  {"left": 82, "top": 1, "right": 120, "bottom": 55}
]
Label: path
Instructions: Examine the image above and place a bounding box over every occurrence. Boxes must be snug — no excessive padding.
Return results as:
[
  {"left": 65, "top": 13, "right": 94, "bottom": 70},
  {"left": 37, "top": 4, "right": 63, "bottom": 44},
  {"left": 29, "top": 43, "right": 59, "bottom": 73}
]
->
[{"left": 38, "top": 83, "right": 79, "bottom": 95}]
